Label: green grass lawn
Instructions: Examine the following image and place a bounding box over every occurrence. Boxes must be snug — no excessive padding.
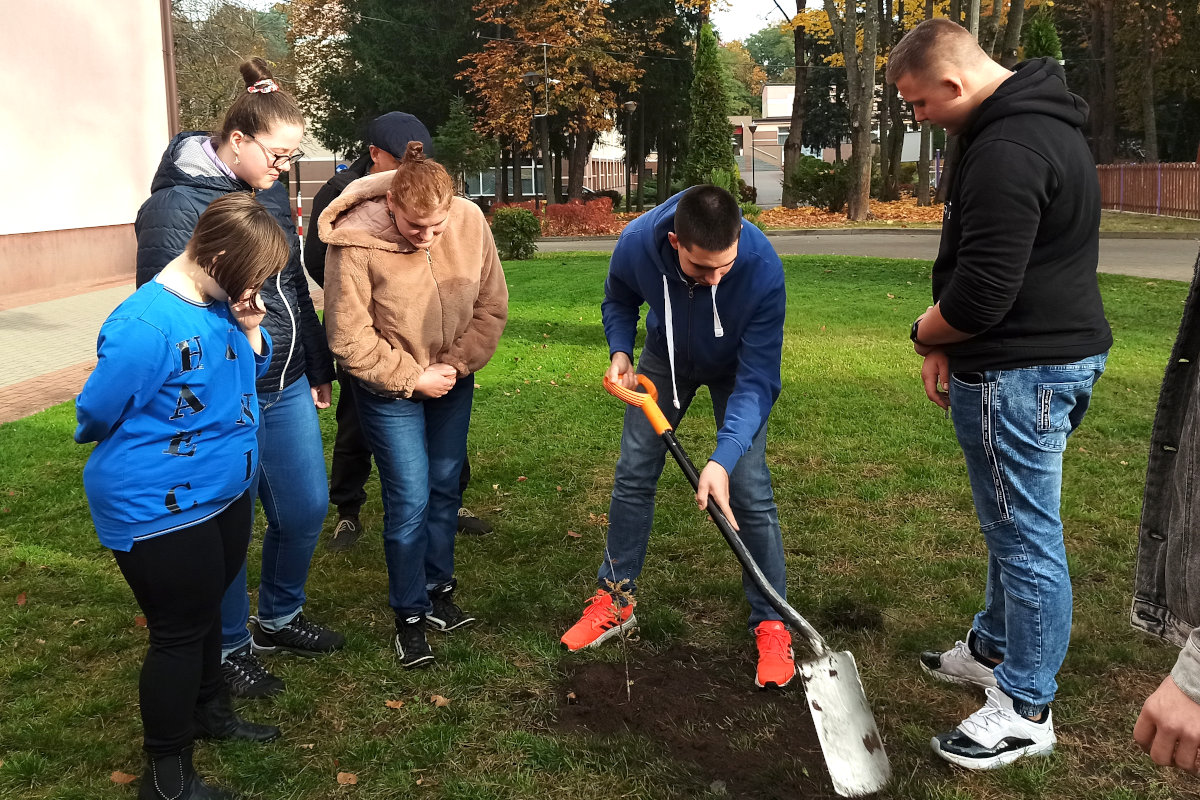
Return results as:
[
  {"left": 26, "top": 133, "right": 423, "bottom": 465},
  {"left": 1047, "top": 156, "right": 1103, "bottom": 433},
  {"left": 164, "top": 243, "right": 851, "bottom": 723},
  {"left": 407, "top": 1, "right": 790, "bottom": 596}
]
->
[{"left": 1, "top": 253, "right": 1194, "bottom": 799}]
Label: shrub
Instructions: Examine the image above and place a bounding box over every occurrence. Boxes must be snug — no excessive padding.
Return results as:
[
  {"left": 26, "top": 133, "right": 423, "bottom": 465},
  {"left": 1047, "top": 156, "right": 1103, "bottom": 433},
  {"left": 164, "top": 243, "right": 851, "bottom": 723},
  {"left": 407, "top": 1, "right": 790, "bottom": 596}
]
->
[
  {"left": 738, "top": 178, "right": 757, "bottom": 204},
  {"left": 739, "top": 201, "right": 765, "bottom": 231},
  {"left": 490, "top": 207, "right": 540, "bottom": 260},
  {"left": 782, "top": 155, "right": 853, "bottom": 213},
  {"left": 541, "top": 198, "right": 626, "bottom": 237}
]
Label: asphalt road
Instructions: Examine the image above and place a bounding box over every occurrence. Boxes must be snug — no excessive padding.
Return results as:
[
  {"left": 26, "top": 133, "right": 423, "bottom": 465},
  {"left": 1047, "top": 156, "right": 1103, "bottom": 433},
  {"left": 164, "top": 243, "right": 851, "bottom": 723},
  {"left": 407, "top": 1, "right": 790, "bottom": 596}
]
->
[{"left": 540, "top": 230, "right": 1200, "bottom": 282}]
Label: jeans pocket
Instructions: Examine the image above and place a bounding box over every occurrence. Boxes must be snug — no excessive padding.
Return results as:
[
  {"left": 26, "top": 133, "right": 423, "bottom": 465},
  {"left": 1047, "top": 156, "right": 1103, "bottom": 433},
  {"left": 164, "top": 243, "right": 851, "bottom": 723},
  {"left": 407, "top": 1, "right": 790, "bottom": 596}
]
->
[{"left": 1035, "top": 378, "right": 1093, "bottom": 452}]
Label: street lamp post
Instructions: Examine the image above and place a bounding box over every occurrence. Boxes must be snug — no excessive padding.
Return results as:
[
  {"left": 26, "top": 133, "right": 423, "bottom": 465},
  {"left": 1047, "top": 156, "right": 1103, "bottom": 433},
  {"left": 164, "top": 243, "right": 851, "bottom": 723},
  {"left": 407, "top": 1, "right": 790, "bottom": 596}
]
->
[
  {"left": 622, "top": 100, "right": 638, "bottom": 212},
  {"left": 747, "top": 123, "right": 758, "bottom": 200}
]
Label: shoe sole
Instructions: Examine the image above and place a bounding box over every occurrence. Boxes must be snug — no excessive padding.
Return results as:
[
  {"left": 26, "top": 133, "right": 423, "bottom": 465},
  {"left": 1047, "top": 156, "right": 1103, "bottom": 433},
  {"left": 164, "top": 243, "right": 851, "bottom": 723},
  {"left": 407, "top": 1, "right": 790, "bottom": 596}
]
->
[
  {"left": 399, "top": 654, "right": 435, "bottom": 669},
  {"left": 931, "top": 736, "right": 1055, "bottom": 770},
  {"left": 427, "top": 617, "right": 477, "bottom": 633},
  {"left": 755, "top": 669, "right": 797, "bottom": 690},
  {"left": 919, "top": 660, "right": 998, "bottom": 691},
  {"left": 561, "top": 614, "right": 638, "bottom": 651}
]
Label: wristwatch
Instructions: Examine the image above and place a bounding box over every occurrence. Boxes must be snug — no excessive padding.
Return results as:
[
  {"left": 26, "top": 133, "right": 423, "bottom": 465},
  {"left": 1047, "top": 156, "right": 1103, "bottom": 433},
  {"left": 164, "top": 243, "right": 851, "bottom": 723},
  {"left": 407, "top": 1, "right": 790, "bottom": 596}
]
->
[{"left": 909, "top": 317, "right": 923, "bottom": 344}]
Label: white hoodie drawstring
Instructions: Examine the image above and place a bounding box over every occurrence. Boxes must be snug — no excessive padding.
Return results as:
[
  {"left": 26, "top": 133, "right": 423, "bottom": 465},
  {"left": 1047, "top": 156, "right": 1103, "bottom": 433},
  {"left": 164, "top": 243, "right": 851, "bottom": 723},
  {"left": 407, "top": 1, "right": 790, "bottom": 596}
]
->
[
  {"left": 711, "top": 285, "right": 724, "bottom": 339},
  {"left": 662, "top": 275, "right": 681, "bottom": 409}
]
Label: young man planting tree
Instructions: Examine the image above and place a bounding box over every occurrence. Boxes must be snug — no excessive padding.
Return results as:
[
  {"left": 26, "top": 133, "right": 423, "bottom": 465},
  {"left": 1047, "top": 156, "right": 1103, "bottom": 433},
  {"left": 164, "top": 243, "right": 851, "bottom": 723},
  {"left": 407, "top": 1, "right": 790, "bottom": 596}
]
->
[
  {"left": 561, "top": 184, "right": 796, "bottom": 689},
  {"left": 891, "top": 19, "right": 1111, "bottom": 769}
]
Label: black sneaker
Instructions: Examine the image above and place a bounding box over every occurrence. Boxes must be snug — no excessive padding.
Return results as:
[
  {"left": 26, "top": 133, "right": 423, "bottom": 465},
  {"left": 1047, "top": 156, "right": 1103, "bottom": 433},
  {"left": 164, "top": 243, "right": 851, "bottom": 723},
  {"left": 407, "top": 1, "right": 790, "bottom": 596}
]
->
[
  {"left": 250, "top": 613, "right": 345, "bottom": 657},
  {"left": 222, "top": 644, "right": 285, "bottom": 699},
  {"left": 395, "top": 615, "right": 435, "bottom": 669},
  {"left": 427, "top": 583, "right": 476, "bottom": 632},
  {"left": 456, "top": 507, "right": 493, "bottom": 536},
  {"left": 328, "top": 515, "right": 363, "bottom": 551}
]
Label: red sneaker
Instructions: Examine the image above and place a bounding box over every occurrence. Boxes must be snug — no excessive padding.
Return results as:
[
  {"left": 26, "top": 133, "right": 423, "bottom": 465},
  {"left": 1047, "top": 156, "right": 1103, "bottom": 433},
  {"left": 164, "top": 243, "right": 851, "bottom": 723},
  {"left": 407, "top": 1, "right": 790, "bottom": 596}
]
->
[
  {"left": 560, "top": 590, "right": 637, "bottom": 651},
  {"left": 754, "top": 620, "right": 796, "bottom": 688}
]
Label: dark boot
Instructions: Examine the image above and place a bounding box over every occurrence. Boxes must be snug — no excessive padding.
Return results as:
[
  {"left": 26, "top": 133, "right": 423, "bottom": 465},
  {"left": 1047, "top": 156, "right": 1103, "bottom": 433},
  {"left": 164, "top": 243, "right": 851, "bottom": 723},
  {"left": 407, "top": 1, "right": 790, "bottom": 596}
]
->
[
  {"left": 139, "top": 747, "right": 239, "bottom": 800},
  {"left": 194, "top": 687, "right": 281, "bottom": 743}
]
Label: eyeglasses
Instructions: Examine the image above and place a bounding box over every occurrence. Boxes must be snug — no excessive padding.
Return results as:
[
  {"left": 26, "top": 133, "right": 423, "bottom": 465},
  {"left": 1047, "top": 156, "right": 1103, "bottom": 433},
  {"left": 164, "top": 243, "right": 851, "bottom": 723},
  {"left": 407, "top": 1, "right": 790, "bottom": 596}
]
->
[{"left": 245, "top": 135, "right": 304, "bottom": 168}]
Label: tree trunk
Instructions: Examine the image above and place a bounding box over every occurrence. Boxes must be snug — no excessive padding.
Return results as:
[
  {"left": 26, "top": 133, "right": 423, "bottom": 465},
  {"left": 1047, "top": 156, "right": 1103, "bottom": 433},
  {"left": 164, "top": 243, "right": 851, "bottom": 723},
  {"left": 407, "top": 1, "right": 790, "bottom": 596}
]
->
[
  {"left": 567, "top": 126, "right": 591, "bottom": 201},
  {"left": 966, "top": 0, "right": 980, "bottom": 37},
  {"left": 998, "top": 0, "right": 1025, "bottom": 67},
  {"left": 636, "top": 105, "right": 647, "bottom": 211},
  {"left": 780, "top": 1, "right": 812, "bottom": 209},
  {"left": 878, "top": 0, "right": 892, "bottom": 201},
  {"left": 553, "top": 146, "right": 564, "bottom": 204},
  {"left": 981, "top": 0, "right": 1002, "bottom": 57},
  {"left": 950, "top": 0, "right": 961, "bottom": 26},
  {"left": 511, "top": 141, "right": 525, "bottom": 203},
  {"left": 917, "top": 123, "right": 932, "bottom": 205},
  {"left": 1142, "top": 52, "right": 1158, "bottom": 162},
  {"left": 540, "top": 120, "right": 555, "bottom": 207},
  {"left": 658, "top": 126, "right": 673, "bottom": 204},
  {"left": 1098, "top": 0, "right": 1117, "bottom": 162},
  {"left": 494, "top": 143, "right": 506, "bottom": 205},
  {"left": 826, "top": 0, "right": 878, "bottom": 220}
]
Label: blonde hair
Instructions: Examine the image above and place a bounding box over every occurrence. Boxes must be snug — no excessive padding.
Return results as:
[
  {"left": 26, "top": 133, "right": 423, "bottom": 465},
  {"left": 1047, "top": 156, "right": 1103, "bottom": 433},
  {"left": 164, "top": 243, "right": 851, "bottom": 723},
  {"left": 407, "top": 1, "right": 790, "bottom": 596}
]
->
[
  {"left": 186, "top": 193, "right": 289, "bottom": 300},
  {"left": 389, "top": 142, "right": 455, "bottom": 217}
]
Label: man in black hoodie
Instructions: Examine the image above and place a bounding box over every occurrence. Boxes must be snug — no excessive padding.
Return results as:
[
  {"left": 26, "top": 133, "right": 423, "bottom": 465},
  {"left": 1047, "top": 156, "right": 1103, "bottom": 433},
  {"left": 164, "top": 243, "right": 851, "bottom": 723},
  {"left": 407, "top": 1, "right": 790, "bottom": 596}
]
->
[{"left": 889, "top": 19, "right": 1112, "bottom": 770}]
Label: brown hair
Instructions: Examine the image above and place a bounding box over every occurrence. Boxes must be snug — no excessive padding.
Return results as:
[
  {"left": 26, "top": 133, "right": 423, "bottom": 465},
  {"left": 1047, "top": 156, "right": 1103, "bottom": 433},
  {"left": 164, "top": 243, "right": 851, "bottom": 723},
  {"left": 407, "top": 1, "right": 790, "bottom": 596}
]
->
[
  {"left": 186, "top": 193, "right": 290, "bottom": 301},
  {"left": 886, "top": 18, "right": 986, "bottom": 84},
  {"left": 389, "top": 142, "right": 455, "bottom": 217},
  {"left": 218, "top": 57, "right": 304, "bottom": 142}
]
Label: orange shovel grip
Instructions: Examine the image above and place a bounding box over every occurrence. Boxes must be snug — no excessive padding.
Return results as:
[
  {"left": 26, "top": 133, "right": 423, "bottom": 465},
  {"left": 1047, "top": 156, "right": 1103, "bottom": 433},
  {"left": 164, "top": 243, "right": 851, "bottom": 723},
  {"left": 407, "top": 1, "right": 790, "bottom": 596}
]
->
[{"left": 602, "top": 374, "right": 673, "bottom": 435}]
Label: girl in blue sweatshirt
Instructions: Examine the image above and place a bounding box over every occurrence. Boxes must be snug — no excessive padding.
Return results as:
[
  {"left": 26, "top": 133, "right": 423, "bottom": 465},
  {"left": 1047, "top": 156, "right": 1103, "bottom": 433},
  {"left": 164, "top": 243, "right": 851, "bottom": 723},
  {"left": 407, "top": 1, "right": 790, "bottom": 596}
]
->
[{"left": 76, "top": 193, "right": 286, "bottom": 800}]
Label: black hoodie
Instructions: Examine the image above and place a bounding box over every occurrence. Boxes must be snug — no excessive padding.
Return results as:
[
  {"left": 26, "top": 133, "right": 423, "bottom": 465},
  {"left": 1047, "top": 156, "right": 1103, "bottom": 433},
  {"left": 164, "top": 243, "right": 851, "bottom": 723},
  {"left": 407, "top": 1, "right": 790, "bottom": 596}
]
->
[{"left": 933, "top": 58, "right": 1112, "bottom": 372}]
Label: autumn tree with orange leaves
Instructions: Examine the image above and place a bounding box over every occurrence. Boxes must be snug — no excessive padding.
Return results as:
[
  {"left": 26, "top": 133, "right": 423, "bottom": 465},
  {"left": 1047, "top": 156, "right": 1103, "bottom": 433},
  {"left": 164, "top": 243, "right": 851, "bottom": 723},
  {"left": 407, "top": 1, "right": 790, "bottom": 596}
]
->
[{"left": 461, "top": 0, "right": 651, "bottom": 202}]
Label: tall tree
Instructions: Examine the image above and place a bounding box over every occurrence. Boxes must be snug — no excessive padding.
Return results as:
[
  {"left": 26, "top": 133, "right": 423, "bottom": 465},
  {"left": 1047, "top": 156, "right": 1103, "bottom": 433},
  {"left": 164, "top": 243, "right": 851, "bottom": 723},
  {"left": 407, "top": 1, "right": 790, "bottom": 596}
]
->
[
  {"left": 434, "top": 97, "right": 500, "bottom": 193},
  {"left": 685, "top": 22, "right": 739, "bottom": 186},
  {"left": 463, "top": 0, "right": 647, "bottom": 201},
  {"left": 173, "top": 0, "right": 290, "bottom": 133},
  {"left": 312, "top": 0, "right": 477, "bottom": 155},
  {"left": 823, "top": 0, "right": 879, "bottom": 219},
  {"left": 719, "top": 40, "right": 767, "bottom": 116}
]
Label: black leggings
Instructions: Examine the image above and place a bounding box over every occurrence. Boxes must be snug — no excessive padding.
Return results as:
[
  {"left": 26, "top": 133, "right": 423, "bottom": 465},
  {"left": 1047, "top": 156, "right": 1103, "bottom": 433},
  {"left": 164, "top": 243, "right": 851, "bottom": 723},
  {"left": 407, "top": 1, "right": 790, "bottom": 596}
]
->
[{"left": 112, "top": 492, "right": 252, "bottom": 755}]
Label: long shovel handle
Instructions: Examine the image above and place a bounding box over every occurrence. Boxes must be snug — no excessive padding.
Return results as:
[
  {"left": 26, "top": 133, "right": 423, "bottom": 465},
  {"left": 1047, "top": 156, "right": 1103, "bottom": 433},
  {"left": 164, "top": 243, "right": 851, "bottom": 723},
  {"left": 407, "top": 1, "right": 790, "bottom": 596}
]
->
[{"left": 602, "top": 375, "right": 830, "bottom": 657}]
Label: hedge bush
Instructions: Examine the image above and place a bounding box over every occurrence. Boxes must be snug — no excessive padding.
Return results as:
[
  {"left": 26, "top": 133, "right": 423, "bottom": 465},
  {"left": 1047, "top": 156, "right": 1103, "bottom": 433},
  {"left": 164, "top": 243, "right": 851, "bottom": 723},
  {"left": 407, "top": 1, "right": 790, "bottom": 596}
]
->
[{"left": 490, "top": 207, "right": 541, "bottom": 260}]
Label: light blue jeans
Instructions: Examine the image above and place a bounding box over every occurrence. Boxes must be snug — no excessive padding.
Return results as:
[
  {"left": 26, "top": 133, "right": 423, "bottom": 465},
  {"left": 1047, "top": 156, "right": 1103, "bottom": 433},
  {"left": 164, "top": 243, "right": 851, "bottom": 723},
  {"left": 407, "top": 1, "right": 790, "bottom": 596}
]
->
[
  {"left": 221, "top": 377, "right": 329, "bottom": 654},
  {"left": 599, "top": 348, "right": 787, "bottom": 630},
  {"left": 354, "top": 376, "right": 473, "bottom": 618},
  {"left": 949, "top": 353, "right": 1107, "bottom": 717}
]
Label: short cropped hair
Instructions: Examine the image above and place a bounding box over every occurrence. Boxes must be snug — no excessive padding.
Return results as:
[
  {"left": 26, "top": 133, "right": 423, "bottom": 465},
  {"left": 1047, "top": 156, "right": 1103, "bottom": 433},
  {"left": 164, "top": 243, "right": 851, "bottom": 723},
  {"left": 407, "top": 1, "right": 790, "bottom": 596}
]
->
[
  {"left": 887, "top": 18, "right": 985, "bottom": 84},
  {"left": 674, "top": 185, "right": 742, "bottom": 252},
  {"left": 186, "top": 193, "right": 289, "bottom": 301},
  {"left": 389, "top": 141, "right": 455, "bottom": 218}
]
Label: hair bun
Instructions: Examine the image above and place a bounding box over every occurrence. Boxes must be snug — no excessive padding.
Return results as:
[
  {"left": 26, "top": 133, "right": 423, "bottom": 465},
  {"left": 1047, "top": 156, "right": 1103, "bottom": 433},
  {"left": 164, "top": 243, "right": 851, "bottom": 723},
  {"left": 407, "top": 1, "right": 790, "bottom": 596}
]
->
[
  {"left": 403, "top": 141, "right": 426, "bottom": 163},
  {"left": 239, "top": 56, "right": 275, "bottom": 89}
]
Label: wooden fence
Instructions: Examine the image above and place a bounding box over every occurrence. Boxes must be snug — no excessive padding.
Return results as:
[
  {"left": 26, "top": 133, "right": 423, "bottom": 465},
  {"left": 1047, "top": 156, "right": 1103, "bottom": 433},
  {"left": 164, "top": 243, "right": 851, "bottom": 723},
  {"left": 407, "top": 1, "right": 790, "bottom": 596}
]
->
[{"left": 1097, "top": 162, "right": 1200, "bottom": 219}]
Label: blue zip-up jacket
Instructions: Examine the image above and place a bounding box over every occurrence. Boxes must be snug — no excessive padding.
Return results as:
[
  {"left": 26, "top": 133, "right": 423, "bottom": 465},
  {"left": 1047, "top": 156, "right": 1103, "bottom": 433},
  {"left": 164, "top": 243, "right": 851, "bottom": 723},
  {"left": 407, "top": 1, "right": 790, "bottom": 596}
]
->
[
  {"left": 134, "top": 132, "right": 334, "bottom": 395},
  {"left": 75, "top": 281, "right": 272, "bottom": 551},
  {"left": 602, "top": 189, "right": 786, "bottom": 472}
]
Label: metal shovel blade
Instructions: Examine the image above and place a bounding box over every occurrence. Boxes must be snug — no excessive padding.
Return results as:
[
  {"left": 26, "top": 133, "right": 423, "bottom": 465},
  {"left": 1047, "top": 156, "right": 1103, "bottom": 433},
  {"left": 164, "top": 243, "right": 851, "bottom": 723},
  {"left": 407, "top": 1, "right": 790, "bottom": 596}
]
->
[{"left": 801, "top": 649, "right": 891, "bottom": 797}]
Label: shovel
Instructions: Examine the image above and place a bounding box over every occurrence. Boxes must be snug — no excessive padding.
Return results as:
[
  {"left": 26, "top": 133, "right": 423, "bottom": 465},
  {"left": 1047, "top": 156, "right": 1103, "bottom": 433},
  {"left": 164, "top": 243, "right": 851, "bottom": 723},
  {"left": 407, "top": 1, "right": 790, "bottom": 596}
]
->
[{"left": 603, "top": 374, "right": 891, "bottom": 798}]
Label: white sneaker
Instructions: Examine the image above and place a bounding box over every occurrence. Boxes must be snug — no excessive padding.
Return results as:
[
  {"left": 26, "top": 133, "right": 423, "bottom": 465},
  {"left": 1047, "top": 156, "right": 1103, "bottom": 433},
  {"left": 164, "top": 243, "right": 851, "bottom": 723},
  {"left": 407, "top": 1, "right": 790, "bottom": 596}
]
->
[
  {"left": 931, "top": 686, "right": 1056, "bottom": 769},
  {"left": 920, "top": 636, "right": 998, "bottom": 690}
]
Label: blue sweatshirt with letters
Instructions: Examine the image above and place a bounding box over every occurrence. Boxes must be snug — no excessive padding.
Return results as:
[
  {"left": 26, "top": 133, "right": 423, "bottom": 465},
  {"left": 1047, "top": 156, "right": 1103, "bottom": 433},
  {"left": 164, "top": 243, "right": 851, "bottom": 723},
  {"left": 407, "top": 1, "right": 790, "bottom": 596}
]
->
[
  {"left": 75, "top": 280, "right": 271, "bottom": 551},
  {"left": 602, "top": 189, "right": 786, "bottom": 473}
]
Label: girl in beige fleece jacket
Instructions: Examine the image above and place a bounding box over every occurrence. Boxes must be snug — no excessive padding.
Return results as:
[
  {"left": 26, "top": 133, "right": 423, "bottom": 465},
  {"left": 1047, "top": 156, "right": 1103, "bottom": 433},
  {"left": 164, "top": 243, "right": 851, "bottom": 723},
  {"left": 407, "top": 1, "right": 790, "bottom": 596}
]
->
[{"left": 320, "top": 142, "right": 508, "bottom": 668}]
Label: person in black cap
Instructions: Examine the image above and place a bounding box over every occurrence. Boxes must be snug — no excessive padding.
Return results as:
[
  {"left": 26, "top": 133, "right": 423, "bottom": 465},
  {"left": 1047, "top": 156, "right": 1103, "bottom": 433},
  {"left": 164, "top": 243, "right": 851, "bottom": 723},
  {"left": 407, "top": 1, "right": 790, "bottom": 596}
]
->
[{"left": 305, "top": 112, "right": 494, "bottom": 551}]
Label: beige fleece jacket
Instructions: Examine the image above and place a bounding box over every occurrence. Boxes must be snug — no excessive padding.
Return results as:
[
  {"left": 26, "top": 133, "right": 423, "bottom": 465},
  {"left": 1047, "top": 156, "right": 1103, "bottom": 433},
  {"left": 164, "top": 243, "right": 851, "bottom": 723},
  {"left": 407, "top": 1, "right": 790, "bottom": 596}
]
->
[{"left": 319, "top": 171, "right": 508, "bottom": 397}]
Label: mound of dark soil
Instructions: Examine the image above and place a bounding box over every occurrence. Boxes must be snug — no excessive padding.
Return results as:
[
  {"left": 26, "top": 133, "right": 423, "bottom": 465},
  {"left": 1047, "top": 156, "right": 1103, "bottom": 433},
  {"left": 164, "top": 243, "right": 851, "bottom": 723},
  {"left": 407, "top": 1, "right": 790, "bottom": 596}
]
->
[{"left": 553, "top": 646, "right": 841, "bottom": 799}]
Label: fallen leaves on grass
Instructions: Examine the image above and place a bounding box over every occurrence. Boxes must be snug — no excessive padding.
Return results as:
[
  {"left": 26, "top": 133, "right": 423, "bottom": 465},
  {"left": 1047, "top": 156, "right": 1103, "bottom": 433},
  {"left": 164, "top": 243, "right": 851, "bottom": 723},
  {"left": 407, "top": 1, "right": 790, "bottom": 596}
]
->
[
  {"left": 336, "top": 772, "right": 358, "bottom": 785},
  {"left": 431, "top": 695, "right": 451, "bottom": 707},
  {"left": 111, "top": 771, "right": 137, "bottom": 785},
  {"left": 759, "top": 198, "right": 944, "bottom": 228},
  {"left": 566, "top": 531, "right": 582, "bottom": 539},
  {"left": 385, "top": 699, "right": 405, "bottom": 709},
  {"left": 16, "top": 592, "right": 26, "bottom": 606},
  {"left": 134, "top": 615, "right": 147, "bottom": 627}
]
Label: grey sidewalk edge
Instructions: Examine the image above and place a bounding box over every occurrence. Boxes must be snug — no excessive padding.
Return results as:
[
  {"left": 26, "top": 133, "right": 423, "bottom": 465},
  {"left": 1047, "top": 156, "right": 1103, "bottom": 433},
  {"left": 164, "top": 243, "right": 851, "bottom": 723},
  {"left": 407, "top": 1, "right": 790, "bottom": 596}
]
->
[{"left": 539, "top": 228, "right": 1200, "bottom": 244}]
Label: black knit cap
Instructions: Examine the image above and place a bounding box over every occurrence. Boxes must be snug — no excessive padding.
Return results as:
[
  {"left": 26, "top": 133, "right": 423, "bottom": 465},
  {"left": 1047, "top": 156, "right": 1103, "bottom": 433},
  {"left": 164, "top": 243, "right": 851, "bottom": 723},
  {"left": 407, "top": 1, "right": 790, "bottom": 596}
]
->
[{"left": 367, "top": 112, "right": 434, "bottom": 159}]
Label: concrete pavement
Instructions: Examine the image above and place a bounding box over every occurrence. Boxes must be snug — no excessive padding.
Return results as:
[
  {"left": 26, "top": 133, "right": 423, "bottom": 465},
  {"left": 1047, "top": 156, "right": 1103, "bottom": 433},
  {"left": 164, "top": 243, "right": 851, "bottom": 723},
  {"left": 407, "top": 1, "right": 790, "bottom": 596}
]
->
[{"left": 2, "top": 231, "right": 1196, "bottom": 424}]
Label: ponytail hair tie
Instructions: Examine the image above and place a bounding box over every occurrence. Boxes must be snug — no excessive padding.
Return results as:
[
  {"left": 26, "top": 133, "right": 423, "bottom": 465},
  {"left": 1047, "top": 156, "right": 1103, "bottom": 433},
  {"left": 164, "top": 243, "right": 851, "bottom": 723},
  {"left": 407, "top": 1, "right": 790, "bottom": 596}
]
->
[{"left": 248, "top": 79, "right": 279, "bottom": 94}]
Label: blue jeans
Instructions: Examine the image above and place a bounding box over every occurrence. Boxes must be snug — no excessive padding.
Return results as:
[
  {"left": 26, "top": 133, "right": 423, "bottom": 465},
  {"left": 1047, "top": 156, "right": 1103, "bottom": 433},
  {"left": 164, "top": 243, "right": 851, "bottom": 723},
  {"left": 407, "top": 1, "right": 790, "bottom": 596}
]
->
[
  {"left": 949, "top": 353, "right": 1107, "bottom": 717},
  {"left": 221, "top": 377, "right": 329, "bottom": 653},
  {"left": 354, "top": 376, "right": 473, "bottom": 618},
  {"left": 600, "top": 348, "right": 787, "bottom": 629}
]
